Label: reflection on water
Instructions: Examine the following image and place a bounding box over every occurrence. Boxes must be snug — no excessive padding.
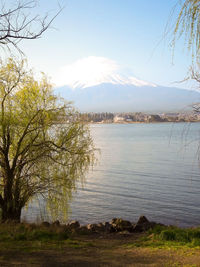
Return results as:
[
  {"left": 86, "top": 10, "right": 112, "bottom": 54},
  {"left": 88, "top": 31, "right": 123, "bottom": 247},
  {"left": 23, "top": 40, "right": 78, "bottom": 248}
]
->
[{"left": 23, "top": 123, "right": 200, "bottom": 227}]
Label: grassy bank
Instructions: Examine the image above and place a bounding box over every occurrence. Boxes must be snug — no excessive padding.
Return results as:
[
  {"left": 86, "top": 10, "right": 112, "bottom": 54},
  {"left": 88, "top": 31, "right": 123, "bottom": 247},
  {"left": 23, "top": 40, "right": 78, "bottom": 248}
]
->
[
  {"left": 0, "top": 223, "right": 200, "bottom": 266},
  {"left": 1, "top": 222, "right": 200, "bottom": 247},
  {"left": 126, "top": 224, "right": 200, "bottom": 249}
]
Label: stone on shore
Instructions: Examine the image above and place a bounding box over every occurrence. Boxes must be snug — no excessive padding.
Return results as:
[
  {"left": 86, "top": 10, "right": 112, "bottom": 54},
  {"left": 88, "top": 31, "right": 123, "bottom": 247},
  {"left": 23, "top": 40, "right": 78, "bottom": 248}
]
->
[
  {"left": 102, "top": 222, "right": 113, "bottom": 233},
  {"left": 77, "top": 226, "right": 91, "bottom": 235},
  {"left": 67, "top": 220, "right": 80, "bottom": 231},
  {"left": 87, "top": 223, "right": 105, "bottom": 232},
  {"left": 133, "top": 215, "right": 153, "bottom": 232},
  {"left": 110, "top": 218, "right": 133, "bottom": 232},
  {"left": 38, "top": 215, "right": 163, "bottom": 234},
  {"left": 52, "top": 220, "right": 60, "bottom": 227}
]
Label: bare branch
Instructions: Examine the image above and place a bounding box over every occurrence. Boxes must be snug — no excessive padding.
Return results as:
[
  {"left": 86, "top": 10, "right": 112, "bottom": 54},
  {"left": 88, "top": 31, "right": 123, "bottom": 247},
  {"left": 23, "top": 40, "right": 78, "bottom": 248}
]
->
[{"left": 0, "top": 0, "right": 63, "bottom": 53}]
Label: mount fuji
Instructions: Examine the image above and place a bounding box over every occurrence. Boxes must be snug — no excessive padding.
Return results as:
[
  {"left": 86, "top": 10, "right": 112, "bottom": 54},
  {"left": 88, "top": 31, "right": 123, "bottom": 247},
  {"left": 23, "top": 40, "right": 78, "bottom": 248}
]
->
[
  {"left": 55, "top": 82, "right": 200, "bottom": 113},
  {"left": 53, "top": 57, "right": 200, "bottom": 112}
]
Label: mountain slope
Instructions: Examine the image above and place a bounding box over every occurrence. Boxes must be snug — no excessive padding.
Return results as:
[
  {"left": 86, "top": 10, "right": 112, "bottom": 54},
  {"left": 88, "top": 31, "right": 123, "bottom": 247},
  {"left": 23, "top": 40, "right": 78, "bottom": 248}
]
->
[{"left": 55, "top": 83, "right": 200, "bottom": 112}]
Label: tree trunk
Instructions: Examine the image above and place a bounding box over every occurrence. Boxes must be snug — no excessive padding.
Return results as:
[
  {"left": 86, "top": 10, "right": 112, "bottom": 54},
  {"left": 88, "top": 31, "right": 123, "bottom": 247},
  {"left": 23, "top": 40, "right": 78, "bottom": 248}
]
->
[
  {"left": 1, "top": 172, "right": 22, "bottom": 223},
  {"left": 1, "top": 205, "right": 22, "bottom": 223}
]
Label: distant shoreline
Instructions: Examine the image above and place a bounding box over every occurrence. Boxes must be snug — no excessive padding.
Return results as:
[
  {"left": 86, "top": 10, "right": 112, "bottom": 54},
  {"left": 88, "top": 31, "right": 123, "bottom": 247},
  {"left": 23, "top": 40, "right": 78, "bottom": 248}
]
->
[
  {"left": 89, "top": 121, "right": 200, "bottom": 124},
  {"left": 80, "top": 112, "right": 200, "bottom": 124}
]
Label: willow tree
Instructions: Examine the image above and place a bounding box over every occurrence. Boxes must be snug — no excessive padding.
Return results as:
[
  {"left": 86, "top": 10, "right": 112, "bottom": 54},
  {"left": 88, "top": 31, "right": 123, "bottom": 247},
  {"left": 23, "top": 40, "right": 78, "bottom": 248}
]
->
[
  {"left": 0, "top": 58, "right": 95, "bottom": 222},
  {"left": 172, "top": 0, "right": 200, "bottom": 63}
]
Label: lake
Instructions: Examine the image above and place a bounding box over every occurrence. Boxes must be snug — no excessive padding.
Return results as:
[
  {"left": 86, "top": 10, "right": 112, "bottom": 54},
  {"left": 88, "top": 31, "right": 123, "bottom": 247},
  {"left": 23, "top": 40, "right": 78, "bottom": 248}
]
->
[
  {"left": 23, "top": 123, "right": 200, "bottom": 227},
  {"left": 69, "top": 123, "right": 200, "bottom": 227}
]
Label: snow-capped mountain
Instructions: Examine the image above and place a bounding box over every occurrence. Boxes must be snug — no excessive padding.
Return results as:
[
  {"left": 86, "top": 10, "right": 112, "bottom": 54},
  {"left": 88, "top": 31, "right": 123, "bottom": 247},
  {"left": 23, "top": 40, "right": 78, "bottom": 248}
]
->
[
  {"left": 55, "top": 72, "right": 156, "bottom": 90},
  {"left": 53, "top": 56, "right": 156, "bottom": 89},
  {"left": 55, "top": 83, "right": 200, "bottom": 113},
  {"left": 53, "top": 56, "right": 200, "bottom": 112}
]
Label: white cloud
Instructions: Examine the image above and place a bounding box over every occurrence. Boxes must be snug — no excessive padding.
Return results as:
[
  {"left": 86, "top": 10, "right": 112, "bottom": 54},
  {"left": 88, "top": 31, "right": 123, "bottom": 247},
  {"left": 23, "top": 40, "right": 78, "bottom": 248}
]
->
[
  {"left": 53, "top": 56, "right": 119, "bottom": 88},
  {"left": 53, "top": 56, "right": 156, "bottom": 88}
]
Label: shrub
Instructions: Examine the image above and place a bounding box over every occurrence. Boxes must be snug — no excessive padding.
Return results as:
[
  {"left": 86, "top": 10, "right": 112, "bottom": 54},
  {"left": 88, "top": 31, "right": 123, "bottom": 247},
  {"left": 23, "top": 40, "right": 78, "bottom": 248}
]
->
[{"left": 160, "top": 230, "right": 176, "bottom": 241}]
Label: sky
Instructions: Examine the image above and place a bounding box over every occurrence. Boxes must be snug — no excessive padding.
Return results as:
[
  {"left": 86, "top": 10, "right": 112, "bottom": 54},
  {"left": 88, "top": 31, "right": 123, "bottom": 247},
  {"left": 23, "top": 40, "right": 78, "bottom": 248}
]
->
[{"left": 16, "top": 0, "right": 196, "bottom": 90}]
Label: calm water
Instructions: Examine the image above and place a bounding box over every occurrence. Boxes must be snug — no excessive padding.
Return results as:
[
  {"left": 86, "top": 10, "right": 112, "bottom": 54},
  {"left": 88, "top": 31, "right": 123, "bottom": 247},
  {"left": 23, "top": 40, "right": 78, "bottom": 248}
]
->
[
  {"left": 23, "top": 123, "right": 200, "bottom": 227},
  {"left": 69, "top": 123, "right": 200, "bottom": 227}
]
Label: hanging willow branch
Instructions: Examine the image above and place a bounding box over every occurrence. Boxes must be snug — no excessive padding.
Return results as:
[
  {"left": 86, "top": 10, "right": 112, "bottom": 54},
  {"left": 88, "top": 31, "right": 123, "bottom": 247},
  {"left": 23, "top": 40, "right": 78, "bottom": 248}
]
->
[{"left": 172, "top": 0, "right": 200, "bottom": 62}]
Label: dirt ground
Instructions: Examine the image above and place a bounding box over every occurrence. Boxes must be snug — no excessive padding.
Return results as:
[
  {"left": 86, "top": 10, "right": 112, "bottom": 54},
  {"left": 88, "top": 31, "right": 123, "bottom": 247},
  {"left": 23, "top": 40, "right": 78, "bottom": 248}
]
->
[{"left": 0, "top": 233, "right": 200, "bottom": 266}]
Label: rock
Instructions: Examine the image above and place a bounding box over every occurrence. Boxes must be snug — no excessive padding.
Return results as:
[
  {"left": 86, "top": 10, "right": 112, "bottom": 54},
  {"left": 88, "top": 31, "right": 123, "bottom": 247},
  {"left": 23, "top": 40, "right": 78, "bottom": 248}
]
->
[
  {"left": 68, "top": 220, "right": 80, "bottom": 230},
  {"left": 96, "top": 222, "right": 110, "bottom": 232},
  {"left": 52, "top": 220, "right": 60, "bottom": 227},
  {"left": 77, "top": 226, "right": 90, "bottom": 235},
  {"left": 73, "top": 222, "right": 111, "bottom": 235},
  {"left": 137, "top": 215, "right": 149, "bottom": 225},
  {"left": 102, "top": 222, "right": 113, "bottom": 233},
  {"left": 133, "top": 216, "right": 153, "bottom": 232},
  {"left": 110, "top": 218, "right": 133, "bottom": 232},
  {"left": 59, "top": 224, "right": 70, "bottom": 233},
  {"left": 87, "top": 223, "right": 100, "bottom": 232},
  {"left": 117, "top": 230, "right": 132, "bottom": 236},
  {"left": 41, "top": 221, "right": 50, "bottom": 227},
  {"left": 96, "top": 223, "right": 105, "bottom": 232},
  {"left": 86, "top": 222, "right": 114, "bottom": 233},
  {"left": 110, "top": 218, "right": 118, "bottom": 225}
]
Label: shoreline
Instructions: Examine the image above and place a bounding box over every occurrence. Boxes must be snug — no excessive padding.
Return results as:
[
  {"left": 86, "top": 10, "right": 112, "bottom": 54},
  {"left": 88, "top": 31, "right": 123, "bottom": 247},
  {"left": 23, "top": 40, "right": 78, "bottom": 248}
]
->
[
  {"left": 22, "top": 215, "right": 200, "bottom": 231},
  {"left": 1, "top": 216, "right": 200, "bottom": 265},
  {"left": 89, "top": 120, "right": 200, "bottom": 124},
  {"left": 0, "top": 229, "right": 200, "bottom": 267}
]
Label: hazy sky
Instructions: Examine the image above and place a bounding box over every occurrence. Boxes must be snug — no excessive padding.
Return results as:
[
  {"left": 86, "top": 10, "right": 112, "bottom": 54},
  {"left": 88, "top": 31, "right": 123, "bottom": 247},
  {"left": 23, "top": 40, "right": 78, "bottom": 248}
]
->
[{"left": 18, "top": 0, "right": 194, "bottom": 90}]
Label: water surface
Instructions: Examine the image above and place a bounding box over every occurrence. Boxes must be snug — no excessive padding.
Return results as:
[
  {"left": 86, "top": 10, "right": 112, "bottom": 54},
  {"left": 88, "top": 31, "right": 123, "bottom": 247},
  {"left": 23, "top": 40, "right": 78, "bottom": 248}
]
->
[
  {"left": 69, "top": 123, "right": 200, "bottom": 227},
  {"left": 23, "top": 123, "right": 200, "bottom": 227}
]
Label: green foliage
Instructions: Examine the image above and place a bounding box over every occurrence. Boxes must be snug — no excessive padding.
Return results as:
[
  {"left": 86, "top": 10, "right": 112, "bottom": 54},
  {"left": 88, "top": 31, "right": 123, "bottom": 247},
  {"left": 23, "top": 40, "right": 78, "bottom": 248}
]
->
[
  {"left": 0, "top": 223, "right": 69, "bottom": 241},
  {"left": 149, "top": 225, "right": 200, "bottom": 246},
  {"left": 148, "top": 224, "right": 166, "bottom": 234},
  {"left": 160, "top": 229, "right": 176, "bottom": 241},
  {"left": 172, "top": 0, "right": 200, "bottom": 63},
  {"left": 124, "top": 225, "right": 200, "bottom": 249},
  {"left": 0, "top": 58, "right": 95, "bottom": 221}
]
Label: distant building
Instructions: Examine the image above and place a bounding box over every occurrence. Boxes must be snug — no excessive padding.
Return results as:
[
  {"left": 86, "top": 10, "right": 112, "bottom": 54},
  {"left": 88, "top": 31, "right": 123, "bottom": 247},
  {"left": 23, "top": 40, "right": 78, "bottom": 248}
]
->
[{"left": 114, "top": 116, "right": 125, "bottom": 123}]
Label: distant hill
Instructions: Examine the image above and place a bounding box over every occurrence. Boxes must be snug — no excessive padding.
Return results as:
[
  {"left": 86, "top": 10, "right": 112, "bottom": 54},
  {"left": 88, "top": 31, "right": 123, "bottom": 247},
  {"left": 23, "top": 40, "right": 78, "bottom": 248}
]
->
[{"left": 55, "top": 82, "right": 200, "bottom": 113}]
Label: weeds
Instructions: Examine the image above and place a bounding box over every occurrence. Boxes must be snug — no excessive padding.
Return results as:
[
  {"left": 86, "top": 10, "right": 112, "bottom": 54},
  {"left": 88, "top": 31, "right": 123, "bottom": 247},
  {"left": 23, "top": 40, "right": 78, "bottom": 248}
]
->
[
  {"left": 0, "top": 223, "right": 69, "bottom": 242},
  {"left": 150, "top": 225, "right": 200, "bottom": 244},
  {"left": 124, "top": 225, "right": 200, "bottom": 249}
]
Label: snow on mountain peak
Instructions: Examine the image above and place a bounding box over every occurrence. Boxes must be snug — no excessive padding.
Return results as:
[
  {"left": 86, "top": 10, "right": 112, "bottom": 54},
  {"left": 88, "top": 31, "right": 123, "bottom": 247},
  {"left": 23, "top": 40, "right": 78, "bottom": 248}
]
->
[{"left": 53, "top": 56, "right": 157, "bottom": 89}]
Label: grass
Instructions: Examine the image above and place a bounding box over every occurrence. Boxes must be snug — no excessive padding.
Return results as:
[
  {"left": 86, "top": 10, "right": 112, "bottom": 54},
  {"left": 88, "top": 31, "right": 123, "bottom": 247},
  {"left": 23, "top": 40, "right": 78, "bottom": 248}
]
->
[
  {"left": 1, "top": 222, "right": 200, "bottom": 248},
  {"left": 124, "top": 225, "right": 200, "bottom": 249},
  {"left": 0, "top": 222, "right": 69, "bottom": 242},
  {"left": 0, "top": 222, "right": 94, "bottom": 253},
  {"left": 0, "top": 223, "right": 200, "bottom": 265},
  {"left": 0, "top": 239, "right": 94, "bottom": 253}
]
